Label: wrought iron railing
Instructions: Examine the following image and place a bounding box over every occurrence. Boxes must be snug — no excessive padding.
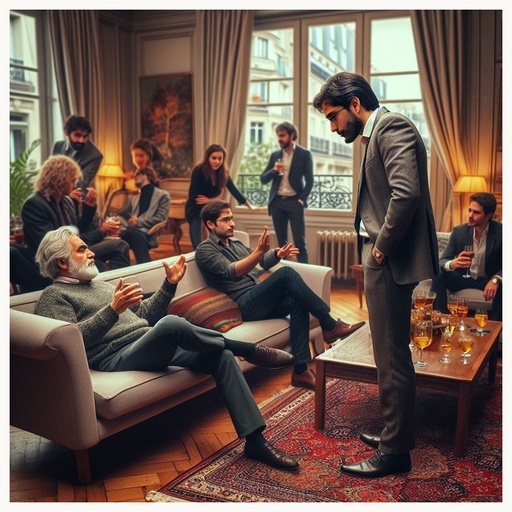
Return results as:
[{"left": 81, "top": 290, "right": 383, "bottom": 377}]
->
[{"left": 237, "top": 173, "right": 353, "bottom": 210}]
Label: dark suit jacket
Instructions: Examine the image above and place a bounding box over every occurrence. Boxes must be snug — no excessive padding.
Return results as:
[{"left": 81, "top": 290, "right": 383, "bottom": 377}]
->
[
  {"left": 21, "top": 192, "right": 101, "bottom": 258},
  {"left": 355, "top": 107, "right": 439, "bottom": 285},
  {"left": 52, "top": 139, "right": 103, "bottom": 186},
  {"left": 260, "top": 144, "right": 314, "bottom": 214},
  {"left": 440, "top": 220, "right": 502, "bottom": 279}
]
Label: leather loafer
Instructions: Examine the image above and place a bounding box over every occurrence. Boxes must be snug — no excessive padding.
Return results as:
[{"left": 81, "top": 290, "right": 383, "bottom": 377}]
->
[
  {"left": 291, "top": 368, "right": 315, "bottom": 391},
  {"left": 244, "top": 441, "right": 299, "bottom": 471},
  {"left": 245, "top": 346, "right": 295, "bottom": 369},
  {"left": 360, "top": 433, "right": 381, "bottom": 449},
  {"left": 323, "top": 319, "right": 366, "bottom": 344},
  {"left": 340, "top": 450, "right": 411, "bottom": 478}
]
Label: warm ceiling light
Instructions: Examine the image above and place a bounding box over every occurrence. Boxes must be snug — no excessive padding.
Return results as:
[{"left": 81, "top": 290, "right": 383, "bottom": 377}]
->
[{"left": 453, "top": 175, "right": 488, "bottom": 193}]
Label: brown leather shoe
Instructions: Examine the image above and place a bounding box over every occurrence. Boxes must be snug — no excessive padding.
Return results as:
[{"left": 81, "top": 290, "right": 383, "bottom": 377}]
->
[
  {"left": 244, "top": 441, "right": 299, "bottom": 470},
  {"left": 291, "top": 368, "right": 315, "bottom": 390},
  {"left": 323, "top": 319, "right": 365, "bottom": 344},
  {"left": 245, "top": 345, "right": 295, "bottom": 369}
]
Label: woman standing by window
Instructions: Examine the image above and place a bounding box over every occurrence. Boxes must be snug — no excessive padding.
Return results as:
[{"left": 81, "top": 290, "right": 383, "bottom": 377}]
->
[{"left": 186, "top": 144, "right": 253, "bottom": 248}]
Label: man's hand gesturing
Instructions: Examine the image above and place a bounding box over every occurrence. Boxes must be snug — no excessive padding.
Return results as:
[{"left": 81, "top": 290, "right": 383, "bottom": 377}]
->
[{"left": 163, "top": 254, "right": 187, "bottom": 285}]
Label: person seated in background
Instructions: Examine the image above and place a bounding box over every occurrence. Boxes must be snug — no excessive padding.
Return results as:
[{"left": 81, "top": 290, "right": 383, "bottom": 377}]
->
[
  {"left": 195, "top": 200, "right": 365, "bottom": 392},
  {"left": 118, "top": 166, "right": 170, "bottom": 264},
  {"left": 127, "top": 138, "right": 162, "bottom": 180},
  {"left": 430, "top": 192, "right": 502, "bottom": 320},
  {"left": 21, "top": 155, "right": 130, "bottom": 272},
  {"left": 34, "top": 225, "right": 299, "bottom": 471},
  {"left": 52, "top": 114, "right": 103, "bottom": 193}
]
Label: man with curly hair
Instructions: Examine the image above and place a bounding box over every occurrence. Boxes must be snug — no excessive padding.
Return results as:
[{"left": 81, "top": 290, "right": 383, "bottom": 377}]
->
[{"left": 21, "top": 155, "right": 130, "bottom": 272}]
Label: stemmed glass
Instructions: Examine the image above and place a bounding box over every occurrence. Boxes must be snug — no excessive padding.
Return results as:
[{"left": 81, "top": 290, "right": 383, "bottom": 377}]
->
[
  {"left": 456, "top": 296, "right": 468, "bottom": 327},
  {"left": 473, "top": 308, "right": 490, "bottom": 336},
  {"left": 458, "top": 332, "right": 474, "bottom": 364},
  {"left": 413, "top": 320, "right": 433, "bottom": 367},
  {"left": 463, "top": 245, "right": 474, "bottom": 278},
  {"left": 439, "top": 327, "right": 454, "bottom": 364},
  {"left": 413, "top": 290, "right": 427, "bottom": 312},
  {"left": 447, "top": 294, "right": 459, "bottom": 316}
]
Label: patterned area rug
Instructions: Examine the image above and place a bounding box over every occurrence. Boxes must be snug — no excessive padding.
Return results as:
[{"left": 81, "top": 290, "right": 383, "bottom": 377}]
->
[{"left": 147, "top": 367, "right": 502, "bottom": 503}]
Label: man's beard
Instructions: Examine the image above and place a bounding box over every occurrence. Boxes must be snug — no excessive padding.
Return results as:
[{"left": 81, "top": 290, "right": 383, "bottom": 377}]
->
[
  {"left": 342, "top": 113, "right": 364, "bottom": 144},
  {"left": 68, "top": 257, "right": 99, "bottom": 281},
  {"left": 69, "top": 140, "right": 85, "bottom": 151}
]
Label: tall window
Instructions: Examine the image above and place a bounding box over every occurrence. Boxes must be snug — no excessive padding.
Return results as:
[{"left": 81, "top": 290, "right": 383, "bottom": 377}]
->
[
  {"left": 9, "top": 10, "right": 60, "bottom": 165},
  {"left": 237, "top": 12, "right": 429, "bottom": 213}
]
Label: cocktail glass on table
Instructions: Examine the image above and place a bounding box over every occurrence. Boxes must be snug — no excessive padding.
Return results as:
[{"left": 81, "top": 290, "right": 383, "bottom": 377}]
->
[
  {"left": 458, "top": 332, "right": 474, "bottom": 364},
  {"left": 473, "top": 308, "right": 490, "bottom": 336},
  {"left": 439, "top": 328, "right": 454, "bottom": 364},
  {"left": 413, "top": 319, "right": 433, "bottom": 367}
]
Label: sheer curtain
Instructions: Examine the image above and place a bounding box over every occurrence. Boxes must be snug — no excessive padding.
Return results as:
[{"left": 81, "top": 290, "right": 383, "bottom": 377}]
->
[
  {"left": 196, "top": 11, "right": 254, "bottom": 183},
  {"left": 49, "top": 10, "right": 104, "bottom": 150},
  {"left": 411, "top": 11, "right": 492, "bottom": 228}
]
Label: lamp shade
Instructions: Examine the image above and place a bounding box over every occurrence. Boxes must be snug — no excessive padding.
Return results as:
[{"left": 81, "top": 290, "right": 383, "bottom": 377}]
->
[
  {"left": 453, "top": 175, "right": 488, "bottom": 193},
  {"left": 97, "top": 163, "right": 125, "bottom": 178}
]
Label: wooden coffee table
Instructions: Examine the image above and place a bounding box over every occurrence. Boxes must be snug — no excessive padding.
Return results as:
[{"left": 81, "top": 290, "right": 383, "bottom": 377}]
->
[{"left": 314, "top": 320, "right": 502, "bottom": 457}]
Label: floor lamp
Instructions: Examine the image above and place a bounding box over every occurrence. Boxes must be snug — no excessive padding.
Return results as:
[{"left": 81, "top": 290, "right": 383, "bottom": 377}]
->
[
  {"left": 453, "top": 175, "right": 488, "bottom": 224},
  {"left": 96, "top": 164, "right": 126, "bottom": 213}
]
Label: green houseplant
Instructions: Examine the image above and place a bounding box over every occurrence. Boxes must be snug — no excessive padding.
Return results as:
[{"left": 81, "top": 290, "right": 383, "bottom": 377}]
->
[{"left": 10, "top": 139, "right": 41, "bottom": 222}]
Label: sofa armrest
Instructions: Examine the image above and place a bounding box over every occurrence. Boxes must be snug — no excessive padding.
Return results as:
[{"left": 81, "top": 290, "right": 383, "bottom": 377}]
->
[
  {"left": 10, "top": 310, "right": 100, "bottom": 450},
  {"left": 279, "top": 260, "right": 334, "bottom": 305}
]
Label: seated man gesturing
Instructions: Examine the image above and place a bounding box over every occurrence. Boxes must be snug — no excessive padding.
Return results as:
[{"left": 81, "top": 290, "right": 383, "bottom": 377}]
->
[
  {"left": 195, "top": 200, "right": 365, "bottom": 392},
  {"left": 34, "top": 225, "right": 298, "bottom": 471}
]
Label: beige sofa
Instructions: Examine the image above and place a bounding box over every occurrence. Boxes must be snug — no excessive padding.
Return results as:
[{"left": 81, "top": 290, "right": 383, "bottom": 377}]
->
[{"left": 10, "top": 232, "right": 333, "bottom": 484}]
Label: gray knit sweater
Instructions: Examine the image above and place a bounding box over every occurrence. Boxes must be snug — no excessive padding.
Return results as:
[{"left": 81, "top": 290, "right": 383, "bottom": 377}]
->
[{"left": 35, "top": 279, "right": 177, "bottom": 368}]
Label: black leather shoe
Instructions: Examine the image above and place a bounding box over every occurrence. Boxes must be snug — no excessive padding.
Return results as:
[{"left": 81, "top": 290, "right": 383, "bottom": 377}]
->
[
  {"left": 245, "top": 346, "right": 295, "bottom": 369},
  {"left": 340, "top": 450, "right": 411, "bottom": 478},
  {"left": 359, "top": 433, "right": 381, "bottom": 449},
  {"left": 244, "top": 441, "right": 299, "bottom": 471},
  {"left": 323, "top": 319, "right": 366, "bottom": 344}
]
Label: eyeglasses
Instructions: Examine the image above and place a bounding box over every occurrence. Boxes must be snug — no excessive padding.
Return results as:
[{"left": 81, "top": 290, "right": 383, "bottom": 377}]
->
[
  {"left": 217, "top": 216, "right": 234, "bottom": 224},
  {"left": 326, "top": 107, "right": 345, "bottom": 124}
]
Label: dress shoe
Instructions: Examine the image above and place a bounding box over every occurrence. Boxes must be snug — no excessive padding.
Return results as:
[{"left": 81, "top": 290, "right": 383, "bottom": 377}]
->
[
  {"left": 245, "top": 346, "right": 295, "bottom": 369},
  {"left": 291, "top": 368, "right": 316, "bottom": 391},
  {"left": 244, "top": 441, "right": 299, "bottom": 471},
  {"left": 359, "top": 433, "right": 381, "bottom": 449},
  {"left": 340, "top": 450, "right": 411, "bottom": 478},
  {"left": 323, "top": 319, "right": 366, "bottom": 344}
]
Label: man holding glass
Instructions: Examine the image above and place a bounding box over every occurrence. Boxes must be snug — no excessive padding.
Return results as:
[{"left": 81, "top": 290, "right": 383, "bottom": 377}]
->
[
  {"left": 430, "top": 192, "right": 502, "bottom": 321},
  {"left": 313, "top": 72, "right": 439, "bottom": 478}
]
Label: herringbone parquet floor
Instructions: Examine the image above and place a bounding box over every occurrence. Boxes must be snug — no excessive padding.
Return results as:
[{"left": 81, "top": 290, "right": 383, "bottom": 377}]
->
[{"left": 9, "top": 233, "right": 368, "bottom": 503}]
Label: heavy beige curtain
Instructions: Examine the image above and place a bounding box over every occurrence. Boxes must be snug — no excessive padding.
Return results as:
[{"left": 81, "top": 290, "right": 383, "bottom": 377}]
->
[
  {"left": 196, "top": 11, "right": 254, "bottom": 182},
  {"left": 49, "top": 10, "right": 103, "bottom": 150},
  {"left": 411, "top": 11, "right": 493, "bottom": 228}
]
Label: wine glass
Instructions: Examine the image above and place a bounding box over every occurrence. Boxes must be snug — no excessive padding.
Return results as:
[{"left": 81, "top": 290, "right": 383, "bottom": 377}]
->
[
  {"left": 413, "top": 320, "right": 433, "bottom": 367},
  {"left": 409, "top": 308, "right": 420, "bottom": 355},
  {"left": 473, "top": 308, "right": 489, "bottom": 336},
  {"left": 448, "top": 314, "right": 459, "bottom": 334},
  {"left": 105, "top": 215, "right": 121, "bottom": 239},
  {"left": 463, "top": 245, "right": 474, "bottom": 278},
  {"left": 447, "top": 294, "right": 459, "bottom": 316},
  {"left": 413, "top": 290, "right": 427, "bottom": 311},
  {"left": 274, "top": 158, "right": 284, "bottom": 176},
  {"left": 456, "top": 296, "right": 469, "bottom": 327},
  {"left": 458, "top": 332, "right": 474, "bottom": 364},
  {"left": 439, "top": 327, "right": 454, "bottom": 364}
]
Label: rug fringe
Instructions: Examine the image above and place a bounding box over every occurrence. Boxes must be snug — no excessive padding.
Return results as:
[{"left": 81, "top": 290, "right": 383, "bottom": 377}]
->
[{"left": 145, "top": 490, "right": 189, "bottom": 502}]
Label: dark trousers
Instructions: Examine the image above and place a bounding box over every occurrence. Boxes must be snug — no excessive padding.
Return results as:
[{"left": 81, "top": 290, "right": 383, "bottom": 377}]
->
[
  {"left": 235, "top": 266, "right": 332, "bottom": 365},
  {"left": 91, "top": 238, "right": 131, "bottom": 270},
  {"left": 121, "top": 227, "right": 152, "bottom": 264},
  {"left": 270, "top": 197, "right": 308, "bottom": 263},
  {"left": 96, "top": 315, "right": 266, "bottom": 438},
  {"left": 431, "top": 271, "right": 502, "bottom": 321},
  {"left": 363, "top": 241, "right": 416, "bottom": 454}
]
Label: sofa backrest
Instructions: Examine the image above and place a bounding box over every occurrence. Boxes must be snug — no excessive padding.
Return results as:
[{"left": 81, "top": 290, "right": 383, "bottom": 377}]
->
[{"left": 436, "top": 232, "right": 450, "bottom": 256}]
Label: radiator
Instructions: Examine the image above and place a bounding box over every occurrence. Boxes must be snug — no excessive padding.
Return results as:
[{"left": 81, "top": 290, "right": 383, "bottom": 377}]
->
[{"left": 317, "top": 230, "right": 359, "bottom": 280}]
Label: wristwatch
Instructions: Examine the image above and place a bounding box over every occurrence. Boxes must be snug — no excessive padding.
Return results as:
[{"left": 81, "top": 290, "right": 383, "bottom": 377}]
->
[{"left": 491, "top": 277, "right": 499, "bottom": 284}]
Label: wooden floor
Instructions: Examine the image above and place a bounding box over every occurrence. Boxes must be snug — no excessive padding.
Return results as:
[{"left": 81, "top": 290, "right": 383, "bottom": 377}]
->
[{"left": 9, "top": 233, "right": 368, "bottom": 503}]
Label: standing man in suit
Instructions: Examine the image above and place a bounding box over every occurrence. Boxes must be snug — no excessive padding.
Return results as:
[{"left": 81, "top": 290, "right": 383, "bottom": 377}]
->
[
  {"left": 260, "top": 122, "right": 313, "bottom": 263},
  {"left": 430, "top": 192, "right": 502, "bottom": 320},
  {"left": 53, "top": 115, "right": 103, "bottom": 192},
  {"left": 313, "top": 72, "right": 438, "bottom": 478}
]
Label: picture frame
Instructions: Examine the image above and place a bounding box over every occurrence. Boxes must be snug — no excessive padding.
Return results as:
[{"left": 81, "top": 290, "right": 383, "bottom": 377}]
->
[{"left": 140, "top": 73, "right": 193, "bottom": 178}]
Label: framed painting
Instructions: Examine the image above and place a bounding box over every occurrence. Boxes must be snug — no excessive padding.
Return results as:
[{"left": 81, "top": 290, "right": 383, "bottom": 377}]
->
[{"left": 140, "top": 73, "right": 193, "bottom": 178}]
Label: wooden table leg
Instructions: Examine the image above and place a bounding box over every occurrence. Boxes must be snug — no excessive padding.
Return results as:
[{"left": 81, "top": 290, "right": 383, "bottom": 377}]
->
[
  {"left": 315, "top": 360, "right": 327, "bottom": 430},
  {"left": 455, "top": 382, "right": 471, "bottom": 457}
]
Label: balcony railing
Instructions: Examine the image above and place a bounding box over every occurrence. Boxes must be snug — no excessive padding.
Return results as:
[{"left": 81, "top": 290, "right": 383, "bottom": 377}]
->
[{"left": 237, "top": 173, "right": 353, "bottom": 210}]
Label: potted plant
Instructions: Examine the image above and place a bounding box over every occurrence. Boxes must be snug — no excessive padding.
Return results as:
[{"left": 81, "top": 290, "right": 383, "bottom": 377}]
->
[{"left": 10, "top": 139, "right": 41, "bottom": 238}]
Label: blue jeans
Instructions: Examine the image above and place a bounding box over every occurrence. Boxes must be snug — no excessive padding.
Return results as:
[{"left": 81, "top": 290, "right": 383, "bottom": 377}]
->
[
  {"left": 97, "top": 315, "right": 266, "bottom": 438},
  {"left": 235, "top": 266, "right": 332, "bottom": 365}
]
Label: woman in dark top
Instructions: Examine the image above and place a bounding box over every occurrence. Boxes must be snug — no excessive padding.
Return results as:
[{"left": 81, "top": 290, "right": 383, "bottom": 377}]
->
[{"left": 186, "top": 143, "right": 253, "bottom": 248}]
